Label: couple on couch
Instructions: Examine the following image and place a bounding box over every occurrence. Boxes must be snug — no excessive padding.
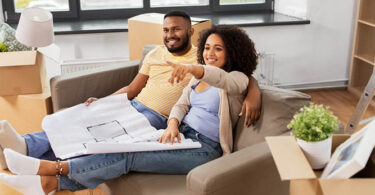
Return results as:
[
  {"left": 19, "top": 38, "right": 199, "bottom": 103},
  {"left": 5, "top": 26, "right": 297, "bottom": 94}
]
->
[{"left": 0, "top": 11, "right": 261, "bottom": 194}]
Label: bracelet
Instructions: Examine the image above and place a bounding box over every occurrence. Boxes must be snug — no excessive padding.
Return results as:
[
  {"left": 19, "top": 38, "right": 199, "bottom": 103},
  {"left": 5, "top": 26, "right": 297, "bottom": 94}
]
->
[{"left": 56, "top": 160, "right": 63, "bottom": 175}]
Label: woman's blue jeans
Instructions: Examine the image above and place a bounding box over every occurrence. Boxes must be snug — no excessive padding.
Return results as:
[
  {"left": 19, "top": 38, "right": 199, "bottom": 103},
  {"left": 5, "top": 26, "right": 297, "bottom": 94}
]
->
[{"left": 59, "top": 124, "right": 222, "bottom": 191}]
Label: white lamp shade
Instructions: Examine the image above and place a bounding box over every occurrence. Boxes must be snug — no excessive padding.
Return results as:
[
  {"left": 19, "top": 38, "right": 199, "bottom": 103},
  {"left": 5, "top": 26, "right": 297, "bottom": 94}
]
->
[{"left": 16, "top": 7, "right": 54, "bottom": 48}]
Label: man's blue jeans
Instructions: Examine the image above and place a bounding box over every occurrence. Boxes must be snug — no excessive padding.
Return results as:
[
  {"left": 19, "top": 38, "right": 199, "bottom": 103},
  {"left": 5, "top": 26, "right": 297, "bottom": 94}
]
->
[
  {"left": 24, "top": 99, "right": 168, "bottom": 160},
  {"left": 58, "top": 124, "right": 222, "bottom": 191}
]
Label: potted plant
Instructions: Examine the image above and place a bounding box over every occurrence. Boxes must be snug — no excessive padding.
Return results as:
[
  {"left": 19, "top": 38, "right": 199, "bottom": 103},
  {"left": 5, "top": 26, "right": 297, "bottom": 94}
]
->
[{"left": 287, "top": 103, "right": 340, "bottom": 169}]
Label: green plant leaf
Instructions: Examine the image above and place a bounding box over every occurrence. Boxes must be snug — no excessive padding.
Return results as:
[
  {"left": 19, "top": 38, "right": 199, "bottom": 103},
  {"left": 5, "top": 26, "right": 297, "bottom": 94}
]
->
[
  {"left": 287, "top": 103, "right": 340, "bottom": 142},
  {"left": 0, "top": 42, "right": 7, "bottom": 52}
]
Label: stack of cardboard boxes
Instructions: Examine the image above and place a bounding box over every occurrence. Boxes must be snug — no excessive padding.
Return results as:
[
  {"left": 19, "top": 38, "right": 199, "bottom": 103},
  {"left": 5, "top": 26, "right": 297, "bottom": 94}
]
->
[{"left": 0, "top": 45, "right": 60, "bottom": 135}]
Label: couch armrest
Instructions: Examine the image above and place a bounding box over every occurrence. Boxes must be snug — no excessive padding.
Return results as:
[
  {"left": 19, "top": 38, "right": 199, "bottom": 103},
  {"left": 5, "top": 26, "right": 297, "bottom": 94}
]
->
[
  {"left": 50, "top": 60, "right": 140, "bottom": 112},
  {"left": 187, "top": 141, "right": 289, "bottom": 195}
]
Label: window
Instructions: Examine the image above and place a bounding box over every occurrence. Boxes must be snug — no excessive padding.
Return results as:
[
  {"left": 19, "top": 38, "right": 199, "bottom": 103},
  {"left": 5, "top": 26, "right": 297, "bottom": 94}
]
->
[
  {"left": 3, "top": 0, "right": 274, "bottom": 24},
  {"left": 219, "top": 0, "right": 266, "bottom": 5},
  {"left": 80, "top": 0, "right": 143, "bottom": 10},
  {"left": 14, "top": 0, "right": 70, "bottom": 12},
  {"left": 150, "top": 0, "right": 209, "bottom": 7},
  {"left": 3, "top": 0, "right": 77, "bottom": 23}
]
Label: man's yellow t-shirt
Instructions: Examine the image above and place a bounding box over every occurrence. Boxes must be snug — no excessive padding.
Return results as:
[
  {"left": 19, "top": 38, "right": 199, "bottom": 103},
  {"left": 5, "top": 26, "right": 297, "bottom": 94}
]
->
[{"left": 135, "top": 45, "right": 197, "bottom": 118}]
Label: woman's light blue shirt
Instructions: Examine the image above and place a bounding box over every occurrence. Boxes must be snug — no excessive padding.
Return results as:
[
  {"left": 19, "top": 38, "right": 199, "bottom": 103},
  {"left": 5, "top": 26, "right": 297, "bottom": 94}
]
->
[{"left": 182, "top": 82, "right": 220, "bottom": 142}]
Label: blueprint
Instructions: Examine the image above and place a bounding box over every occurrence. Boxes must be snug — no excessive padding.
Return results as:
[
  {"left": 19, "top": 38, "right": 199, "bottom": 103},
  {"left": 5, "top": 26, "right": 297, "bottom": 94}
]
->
[{"left": 42, "top": 94, "right": 201, "bottom": 159}]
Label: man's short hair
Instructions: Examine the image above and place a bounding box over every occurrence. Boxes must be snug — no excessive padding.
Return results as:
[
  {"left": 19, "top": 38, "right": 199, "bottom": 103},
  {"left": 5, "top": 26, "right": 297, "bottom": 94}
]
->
[{"left": 164, "top": 11, "right": 191, "bottom": 26}]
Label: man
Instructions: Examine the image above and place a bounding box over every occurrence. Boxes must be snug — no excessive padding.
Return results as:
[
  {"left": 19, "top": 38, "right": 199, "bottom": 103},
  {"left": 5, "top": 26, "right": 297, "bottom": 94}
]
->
[{"left": 0, "top": 11, "right": 261, "bottom": 169}]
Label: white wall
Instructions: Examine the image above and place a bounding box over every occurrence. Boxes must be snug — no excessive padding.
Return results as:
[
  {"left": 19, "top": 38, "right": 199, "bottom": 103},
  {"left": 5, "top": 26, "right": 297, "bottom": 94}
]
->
[{"left": 246, "top": 0, "right": 356, "bottom": 86}]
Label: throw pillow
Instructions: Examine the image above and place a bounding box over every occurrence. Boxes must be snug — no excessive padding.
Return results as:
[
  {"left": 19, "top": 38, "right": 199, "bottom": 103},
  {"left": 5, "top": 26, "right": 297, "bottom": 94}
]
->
[
  {"left": 233, "top": 86, "right": 311, "bottom": 151},
  {"left": 0, "top": 23, "right": 31, "bottom": 52}
]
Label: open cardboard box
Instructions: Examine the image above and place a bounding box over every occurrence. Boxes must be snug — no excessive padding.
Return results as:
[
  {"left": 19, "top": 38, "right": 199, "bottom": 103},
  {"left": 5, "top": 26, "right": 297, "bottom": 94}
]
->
[
  {"left": 266, "top": 135, "right": 375, "bottom": 195},
  {"left": 0, "top": 50, "right": 42, "bottom": 96},
  {"left": 0, "top": 44, "right": 61, "bottom": 96},
  {"left": 128, "top": 13, "right": 211, "bottom": 60},
  {"left": 0, "top": 44, "right": 60, "bottom": 96}
]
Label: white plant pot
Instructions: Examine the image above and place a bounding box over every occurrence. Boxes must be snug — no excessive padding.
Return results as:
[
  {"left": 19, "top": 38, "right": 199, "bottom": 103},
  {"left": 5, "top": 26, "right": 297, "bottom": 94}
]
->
[{"left": 296, "top": 137, "right": 332, "bottom": 169}]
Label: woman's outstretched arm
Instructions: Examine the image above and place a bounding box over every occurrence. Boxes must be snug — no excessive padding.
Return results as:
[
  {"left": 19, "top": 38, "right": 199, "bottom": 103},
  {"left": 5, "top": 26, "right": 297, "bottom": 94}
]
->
[
  {"left": 167, "top": 61, "right": 248, "bottom": 94},
  {"left": 167, "top": 61, "right": 204, "bottom": 84}
]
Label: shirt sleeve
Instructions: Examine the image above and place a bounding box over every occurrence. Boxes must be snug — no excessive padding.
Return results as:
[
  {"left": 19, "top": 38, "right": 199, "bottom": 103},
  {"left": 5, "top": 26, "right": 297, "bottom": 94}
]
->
[
  {"left": 168, "top": 78, "right": 195, "bottom": 124},
  {"left": 139, "top": 55, "right": 151, "bottom": 75},
  {"left": 200, "top": 65, "right": 249, "bottom": 94},
  {"left": 138, "top": 46, "right": 161, "bottom": 75}
]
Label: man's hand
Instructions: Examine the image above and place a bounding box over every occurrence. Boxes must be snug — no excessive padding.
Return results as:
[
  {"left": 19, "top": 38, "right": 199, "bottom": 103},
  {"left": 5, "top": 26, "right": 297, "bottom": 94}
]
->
[
  {"left": 167, "top": 61, "right": 192, "bottom": 84},
  {"left": 159, "top": 119, "right": 181, "bottom": 144},
  {"left": 84, "top": 97, "right": 98, "bottom": 106}
]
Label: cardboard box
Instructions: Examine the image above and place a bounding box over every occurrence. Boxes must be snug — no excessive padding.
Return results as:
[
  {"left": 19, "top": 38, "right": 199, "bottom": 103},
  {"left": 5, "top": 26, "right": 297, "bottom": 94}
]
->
[
  {"left": 0, "top": 45, "right": 59, "bottom": 135},
  {"left": 0, "top": 92, "right": 52, "bottom": 135},
  {"left": 37, "top": 44, "right": 62, "bottom": 92},
  {"left": 0, "top": 51, "right": 42, "bottom": 96},
  {"left": 0, "top": 44, "right": 61, "bottom": 96},
  {"left": 128, "top": 13, "right": 212, "bottom": 60},
  {"left": 266, "top": 135, "right": 375, "bottom": 195}
]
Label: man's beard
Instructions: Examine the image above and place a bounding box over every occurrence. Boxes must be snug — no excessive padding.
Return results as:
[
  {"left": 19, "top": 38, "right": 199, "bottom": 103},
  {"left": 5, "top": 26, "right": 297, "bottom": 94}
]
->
[{"left": 165, "top": 33, "right": 190, "bottom": 53}]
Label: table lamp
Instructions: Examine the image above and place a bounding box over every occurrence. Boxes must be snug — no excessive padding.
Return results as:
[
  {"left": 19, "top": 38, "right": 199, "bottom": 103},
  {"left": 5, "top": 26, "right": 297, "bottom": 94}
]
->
[{"left": 15, "top": 7, "right": 54, "bottom": 50}]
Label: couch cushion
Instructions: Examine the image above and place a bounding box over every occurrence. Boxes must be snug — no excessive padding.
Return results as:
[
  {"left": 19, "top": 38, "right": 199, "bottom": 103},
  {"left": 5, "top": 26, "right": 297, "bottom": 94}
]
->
[
  {"left": 233, "top": 86, "right": 311, "bottom": 151},
  {"left": 102, "top": 173, "right": 186, "bottom": 195}
]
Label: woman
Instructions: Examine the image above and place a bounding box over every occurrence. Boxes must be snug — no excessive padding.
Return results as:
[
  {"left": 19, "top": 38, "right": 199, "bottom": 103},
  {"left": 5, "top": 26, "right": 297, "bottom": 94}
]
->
[{"left": 0, "top": 25, "right": 258, "bottom": 195}]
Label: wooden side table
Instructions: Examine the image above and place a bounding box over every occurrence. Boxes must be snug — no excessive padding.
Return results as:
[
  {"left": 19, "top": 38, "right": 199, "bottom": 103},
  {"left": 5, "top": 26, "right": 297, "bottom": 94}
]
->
[{"left": 0, "top": 92, "right": 52, "bottom": 135}]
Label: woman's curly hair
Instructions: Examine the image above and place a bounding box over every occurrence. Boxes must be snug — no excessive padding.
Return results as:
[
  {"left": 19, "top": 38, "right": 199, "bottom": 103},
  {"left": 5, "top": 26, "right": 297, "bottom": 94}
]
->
[{"left": 197, "top": 25, "right": 258, "bottom": 76}]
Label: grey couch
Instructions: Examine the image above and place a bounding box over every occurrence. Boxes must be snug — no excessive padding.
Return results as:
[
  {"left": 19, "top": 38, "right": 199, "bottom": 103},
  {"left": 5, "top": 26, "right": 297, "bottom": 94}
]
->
[{"left": 50, "top": 48, "right": 311, "bottom": 195}]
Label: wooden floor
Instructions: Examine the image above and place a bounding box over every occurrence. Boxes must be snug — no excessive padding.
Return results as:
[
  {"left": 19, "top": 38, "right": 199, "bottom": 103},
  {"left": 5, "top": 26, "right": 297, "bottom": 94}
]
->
[
  {"left": 300, "top": 88, "right": 375, "bottom": 131},
  {"left": 0, "top": 88, "right": 374, "bottom": 195}
]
